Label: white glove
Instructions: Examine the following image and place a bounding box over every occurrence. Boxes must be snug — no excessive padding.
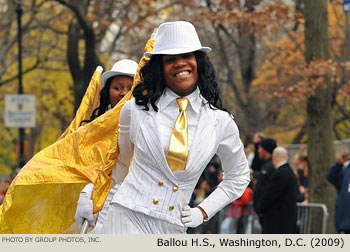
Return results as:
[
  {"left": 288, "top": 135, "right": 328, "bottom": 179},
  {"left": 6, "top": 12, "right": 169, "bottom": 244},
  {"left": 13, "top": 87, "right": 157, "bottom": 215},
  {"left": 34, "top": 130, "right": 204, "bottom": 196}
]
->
[
  {"left": 75, "top": 184, "right": 95, "bottom": 232},
  {"left": 181, "top": 206, "right": 204, "bottom": 228}
]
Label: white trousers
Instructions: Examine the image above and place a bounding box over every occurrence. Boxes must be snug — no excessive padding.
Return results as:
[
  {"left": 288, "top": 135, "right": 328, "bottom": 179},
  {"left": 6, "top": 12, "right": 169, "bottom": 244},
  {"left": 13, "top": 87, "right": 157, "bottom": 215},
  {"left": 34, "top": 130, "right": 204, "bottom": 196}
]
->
[
  {"left": 89, "top": 186, "right": 118, "bottom": 234},
  {"left": 100, "top": 203, "right": 186, "bottom": 234}
]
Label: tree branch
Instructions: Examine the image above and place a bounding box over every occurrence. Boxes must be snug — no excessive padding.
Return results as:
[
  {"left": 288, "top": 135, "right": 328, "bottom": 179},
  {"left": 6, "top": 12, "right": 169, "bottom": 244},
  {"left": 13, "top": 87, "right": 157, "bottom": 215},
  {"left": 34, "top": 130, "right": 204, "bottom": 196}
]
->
[
  {"left": 0, "top": 59, "right": 41, "bottom": 87},
  {"left": 213, "top": 25, "right": 246, "bottom": 108}
]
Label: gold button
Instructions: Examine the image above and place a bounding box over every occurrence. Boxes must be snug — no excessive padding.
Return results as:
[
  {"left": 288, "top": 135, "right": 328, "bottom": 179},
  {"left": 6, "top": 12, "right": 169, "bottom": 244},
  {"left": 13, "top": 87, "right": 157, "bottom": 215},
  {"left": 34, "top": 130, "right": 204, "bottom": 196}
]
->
[
  {"left": 173, "top": 186, "right": 178, "bottom": 192},
  {"left": 153, "top": 198, "right": 159, "bottom": 205},
  {"left": 158, "top": 181, "right": 164, "bottom": 186},
  {"left": 169, "top": 205, "right": 174, "bottom": 211}
]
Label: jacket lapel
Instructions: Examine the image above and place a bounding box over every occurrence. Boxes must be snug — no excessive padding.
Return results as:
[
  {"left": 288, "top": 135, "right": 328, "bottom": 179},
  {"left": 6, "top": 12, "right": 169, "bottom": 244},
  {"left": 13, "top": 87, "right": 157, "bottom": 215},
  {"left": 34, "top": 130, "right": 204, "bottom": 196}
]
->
[
  {"left": 139, "top": 109, "right": 179, "bottom": 181},
  {"left": 186, "top": 104, "right": 218, "bottom": 170},
  {"left": 138, "top": 104, "right": 219, "bottom": 183}
]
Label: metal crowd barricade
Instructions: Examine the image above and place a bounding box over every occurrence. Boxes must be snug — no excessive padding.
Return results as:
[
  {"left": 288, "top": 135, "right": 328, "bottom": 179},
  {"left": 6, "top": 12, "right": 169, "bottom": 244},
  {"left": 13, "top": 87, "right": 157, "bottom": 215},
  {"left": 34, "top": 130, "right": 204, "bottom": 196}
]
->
[
  {"left": 204, "top": 202, "right": 329, "bottom": 234},
  {"left": 246, "top": 202, "right": 329, "bottom": 234},
  {"left": 296, "top": 202, "right": 329, "bottom": 234}
]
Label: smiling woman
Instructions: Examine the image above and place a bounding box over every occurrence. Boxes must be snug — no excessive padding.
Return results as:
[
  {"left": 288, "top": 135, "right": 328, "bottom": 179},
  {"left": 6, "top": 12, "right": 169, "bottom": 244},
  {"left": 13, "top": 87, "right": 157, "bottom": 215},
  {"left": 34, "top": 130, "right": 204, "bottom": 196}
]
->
[
  {"left": 162, "top": 53, "right": 198, "bottom": 97},
  {"left": 75, "top": 21, "right": 250, "bottom": 234}
]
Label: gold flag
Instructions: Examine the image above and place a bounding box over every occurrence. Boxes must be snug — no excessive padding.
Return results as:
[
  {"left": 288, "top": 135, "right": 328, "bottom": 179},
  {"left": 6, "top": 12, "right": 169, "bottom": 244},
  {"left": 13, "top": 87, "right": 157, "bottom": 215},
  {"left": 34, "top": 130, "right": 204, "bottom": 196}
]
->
[
  {"left": 58, "top": 66, "right": 103, "bottom": 140},
  {"left": 0, "top": 39, "right": 154, "bottom": 234}
]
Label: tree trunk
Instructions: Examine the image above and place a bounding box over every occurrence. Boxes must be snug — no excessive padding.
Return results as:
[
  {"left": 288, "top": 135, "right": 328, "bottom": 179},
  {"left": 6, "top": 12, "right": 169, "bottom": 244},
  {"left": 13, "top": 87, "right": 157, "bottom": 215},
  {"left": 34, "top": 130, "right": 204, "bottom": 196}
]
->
[
  {"left": 60, "top": 0, "right": 102, "bottom": 112},
  {"left": 304, "top": 0, "right": 335, "bottom": 233},
  {"left": 67, "top": 20, "right": 100, "bottom": 112}
]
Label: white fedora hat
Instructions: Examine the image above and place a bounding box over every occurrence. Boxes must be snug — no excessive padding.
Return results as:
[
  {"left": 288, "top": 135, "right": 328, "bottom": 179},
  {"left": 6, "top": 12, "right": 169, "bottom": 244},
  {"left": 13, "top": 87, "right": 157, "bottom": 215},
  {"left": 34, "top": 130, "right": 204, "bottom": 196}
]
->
[
  {"left": 144, "top": 21, "right": 211, "bottom": 57},
  {"left": 100, "top": 59, "right": 138, "bottom": 85}
]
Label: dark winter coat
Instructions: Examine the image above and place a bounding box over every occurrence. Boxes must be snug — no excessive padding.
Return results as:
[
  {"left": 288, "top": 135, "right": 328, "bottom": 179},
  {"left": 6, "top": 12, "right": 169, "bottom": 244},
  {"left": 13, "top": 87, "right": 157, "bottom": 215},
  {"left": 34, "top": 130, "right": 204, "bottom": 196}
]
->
[
  {"left": 326, "top": 162, "right": 350, "bottom": 232},
  {"left": 255, "top": 163, "right": 298, "bottom": 234}
]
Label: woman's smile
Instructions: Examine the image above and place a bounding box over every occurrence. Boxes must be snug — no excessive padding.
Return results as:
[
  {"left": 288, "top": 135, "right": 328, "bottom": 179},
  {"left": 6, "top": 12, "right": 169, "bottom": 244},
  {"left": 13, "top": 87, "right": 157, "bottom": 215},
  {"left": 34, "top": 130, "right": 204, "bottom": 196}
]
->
[{"left": 162, "top": 53, "right": 198, "bottom": 96}]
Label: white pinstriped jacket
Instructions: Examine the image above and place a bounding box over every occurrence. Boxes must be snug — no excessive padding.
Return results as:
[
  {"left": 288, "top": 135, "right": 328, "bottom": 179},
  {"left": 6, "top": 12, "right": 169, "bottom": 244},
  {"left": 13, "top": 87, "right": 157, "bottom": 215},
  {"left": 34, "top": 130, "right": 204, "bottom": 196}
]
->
[{"left": 111, "top": 92, "right": 250, "bottom": 227}]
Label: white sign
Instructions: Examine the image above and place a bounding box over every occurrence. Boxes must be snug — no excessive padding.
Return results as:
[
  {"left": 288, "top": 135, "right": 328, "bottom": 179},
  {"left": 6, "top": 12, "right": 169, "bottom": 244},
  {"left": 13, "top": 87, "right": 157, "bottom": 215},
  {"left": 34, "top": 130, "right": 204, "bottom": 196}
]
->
[{"left": 4, "top": 94, "right": 36, "bottom": 128}]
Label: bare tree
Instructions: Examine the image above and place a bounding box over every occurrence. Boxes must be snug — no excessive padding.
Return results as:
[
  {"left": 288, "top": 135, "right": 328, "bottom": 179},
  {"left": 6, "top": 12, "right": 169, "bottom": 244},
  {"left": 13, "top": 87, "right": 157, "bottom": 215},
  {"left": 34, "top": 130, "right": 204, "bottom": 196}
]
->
[
  {"left": 0, "top": 0, "right": 48, "bottom": 87},
  {"left": 180, "top": 0, "right": 291, "bottom": 141}
]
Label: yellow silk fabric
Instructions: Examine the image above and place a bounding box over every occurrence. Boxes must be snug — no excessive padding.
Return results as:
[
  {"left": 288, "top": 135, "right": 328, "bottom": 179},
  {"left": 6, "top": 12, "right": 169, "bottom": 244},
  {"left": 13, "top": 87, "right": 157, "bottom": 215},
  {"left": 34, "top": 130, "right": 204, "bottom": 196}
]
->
[
  {"left": 0, "top": 39, "right": 154, "bottom": 234},
  {"left": 166, "top": 98, "right": 189, "bottom": 172}
]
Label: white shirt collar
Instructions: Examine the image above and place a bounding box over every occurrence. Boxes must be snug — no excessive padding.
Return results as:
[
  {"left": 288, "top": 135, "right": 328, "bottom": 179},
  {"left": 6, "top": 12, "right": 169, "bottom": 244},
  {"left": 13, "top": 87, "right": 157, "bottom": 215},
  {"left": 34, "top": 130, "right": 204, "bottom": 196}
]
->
[{"left": 158, "top": 87, "right": 202, "bottom": 114}]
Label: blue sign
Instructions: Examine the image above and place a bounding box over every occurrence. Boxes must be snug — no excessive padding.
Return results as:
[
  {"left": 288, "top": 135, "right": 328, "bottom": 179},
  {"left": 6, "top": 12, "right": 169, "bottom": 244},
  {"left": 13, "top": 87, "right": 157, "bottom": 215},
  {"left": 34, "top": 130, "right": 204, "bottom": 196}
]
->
[{"left": 344, "top": 0, "right": 350, "bottom": 12}]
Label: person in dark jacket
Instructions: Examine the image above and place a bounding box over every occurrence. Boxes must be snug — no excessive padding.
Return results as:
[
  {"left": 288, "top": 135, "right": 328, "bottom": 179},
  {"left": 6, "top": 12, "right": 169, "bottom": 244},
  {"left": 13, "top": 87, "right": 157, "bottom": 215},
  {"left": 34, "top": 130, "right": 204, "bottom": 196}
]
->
[
  {"left": 253, "top": 137, "right": 277, "bottom": 225},
  {"left": 255, "top": 147, "right": 298, "bottom": 234},
  {"left": 251, "top": 132, "right": 264, "bottom": 172},
  {"left": 326, "top": 152, "right": 350, "bottom": 234}
]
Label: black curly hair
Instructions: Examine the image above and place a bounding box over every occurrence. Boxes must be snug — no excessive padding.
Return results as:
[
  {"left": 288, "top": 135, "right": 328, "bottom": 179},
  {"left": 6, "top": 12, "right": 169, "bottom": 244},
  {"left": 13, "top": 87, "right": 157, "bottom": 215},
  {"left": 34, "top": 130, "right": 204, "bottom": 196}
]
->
[
  {"left": 80, "top": 78, "right": 113, "bottom": 125},
  {"left": 133, "top": 51, "right": 228, "bottom": 113}
]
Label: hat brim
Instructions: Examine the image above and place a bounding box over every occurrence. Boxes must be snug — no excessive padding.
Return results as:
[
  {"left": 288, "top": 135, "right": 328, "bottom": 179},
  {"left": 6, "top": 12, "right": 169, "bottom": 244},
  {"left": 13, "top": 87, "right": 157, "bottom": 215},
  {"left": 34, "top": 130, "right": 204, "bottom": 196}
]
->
[
  {"left": 144, "top": 47, "right": 211, "bottom": 57},
  {"left": 100, "top": 71, "right": 135, "bottom": 85}
]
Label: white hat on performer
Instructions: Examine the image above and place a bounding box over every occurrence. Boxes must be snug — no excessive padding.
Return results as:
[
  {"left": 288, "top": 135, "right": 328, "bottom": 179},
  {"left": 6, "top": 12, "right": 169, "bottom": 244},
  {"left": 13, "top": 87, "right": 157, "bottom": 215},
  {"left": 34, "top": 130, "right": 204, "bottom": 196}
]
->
[
  {"left": 100, "top": 59, "right": 138, "bottom": 85},
  {"left": 144, "top": 21, "right": 211, "bottom": 57}
]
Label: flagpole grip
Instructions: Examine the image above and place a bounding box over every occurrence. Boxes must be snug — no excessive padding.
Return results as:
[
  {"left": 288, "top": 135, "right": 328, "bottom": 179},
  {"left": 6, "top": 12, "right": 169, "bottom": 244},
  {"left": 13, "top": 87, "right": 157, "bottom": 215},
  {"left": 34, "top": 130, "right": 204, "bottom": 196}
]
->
[{"left": 80, "top": 219, "right": 89, "bottom": 234}]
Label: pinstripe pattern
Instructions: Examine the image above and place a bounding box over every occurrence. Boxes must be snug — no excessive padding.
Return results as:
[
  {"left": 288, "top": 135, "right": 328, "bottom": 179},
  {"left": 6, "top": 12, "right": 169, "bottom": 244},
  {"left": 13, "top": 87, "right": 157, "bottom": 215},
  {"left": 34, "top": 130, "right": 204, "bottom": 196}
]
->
[
  {"left": 151, "top": 22, "right": 202, "bottom": 52},
  {"left": 90, "top": 184, "right": 119, "bottom": 234},
  {"left": 103, "top": 93, "right": 250, "bottom": 233},
  {"left": 110, "top": 101, "right": 221, "bottom": 227},
  {"left": 101, "top": 203, "right": 185, "bottom": 234}
]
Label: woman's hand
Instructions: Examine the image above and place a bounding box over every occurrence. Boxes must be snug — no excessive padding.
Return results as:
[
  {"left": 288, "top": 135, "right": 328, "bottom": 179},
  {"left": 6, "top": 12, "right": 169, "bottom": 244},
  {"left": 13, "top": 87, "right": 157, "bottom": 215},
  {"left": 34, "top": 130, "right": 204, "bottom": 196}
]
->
[
  {"left": 181, "top": 206, "right": 206, "bottom": 228},
  {"left": 75, "top": 183, "right": 96, "bottom": 232},
  {"left": 75, "top": 192, "right": 95, "bottom": 232}
]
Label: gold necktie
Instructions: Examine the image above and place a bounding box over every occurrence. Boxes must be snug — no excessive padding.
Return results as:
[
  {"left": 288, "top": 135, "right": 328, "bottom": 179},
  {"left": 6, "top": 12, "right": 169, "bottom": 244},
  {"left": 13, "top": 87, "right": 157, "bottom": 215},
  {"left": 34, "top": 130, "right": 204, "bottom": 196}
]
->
[{"left": 166, "top": 97, "right": 189, "bottom": 172}]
